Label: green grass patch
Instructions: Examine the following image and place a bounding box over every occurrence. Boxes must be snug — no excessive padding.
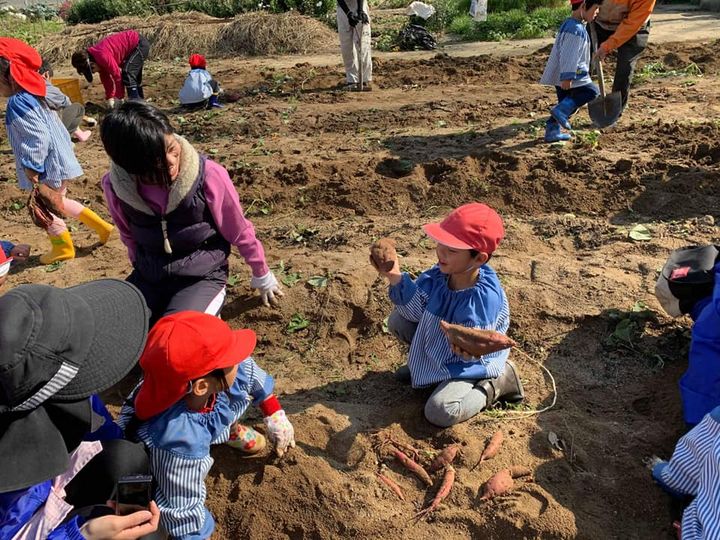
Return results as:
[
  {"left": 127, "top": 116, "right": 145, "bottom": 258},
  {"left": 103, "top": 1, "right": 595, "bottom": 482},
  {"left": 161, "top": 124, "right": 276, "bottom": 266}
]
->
[
  {"left": 449, "top": 5, "right": 566, "bottom": 41},
  {"left": 0, "top": 17, "right": 64, "bottom": 46},
  {"left": 633, "top": 61, "right": 703, "bottom": 84}
]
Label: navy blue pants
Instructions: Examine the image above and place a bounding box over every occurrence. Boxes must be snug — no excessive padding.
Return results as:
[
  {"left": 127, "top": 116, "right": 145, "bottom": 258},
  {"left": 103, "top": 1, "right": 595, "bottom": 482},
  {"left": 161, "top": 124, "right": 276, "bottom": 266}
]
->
[{"left": 548, "top": 83, "right": 599, "bottom": 127}]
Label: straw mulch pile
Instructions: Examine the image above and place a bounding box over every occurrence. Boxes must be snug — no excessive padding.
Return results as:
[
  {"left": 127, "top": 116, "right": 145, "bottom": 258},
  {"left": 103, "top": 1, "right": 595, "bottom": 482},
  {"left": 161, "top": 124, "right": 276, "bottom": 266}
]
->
[{"left": 39, "top": 11, "right": 336, "bottom": 63}]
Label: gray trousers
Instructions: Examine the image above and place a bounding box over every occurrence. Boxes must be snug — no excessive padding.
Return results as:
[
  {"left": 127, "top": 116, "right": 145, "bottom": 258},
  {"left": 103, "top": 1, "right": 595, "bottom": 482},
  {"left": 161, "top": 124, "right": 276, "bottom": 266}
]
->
[
  {"left": 60, "top": 103, "right": 85, "bottom": 133},
  {"left": 336, "top": 0, "right": 372, "bottom": 84},
  {"left": 388, "top": 310, "right": 488, "bottom": 427},
  {"left": 594, "top": 21, "right": 650, "bottom": 108}
]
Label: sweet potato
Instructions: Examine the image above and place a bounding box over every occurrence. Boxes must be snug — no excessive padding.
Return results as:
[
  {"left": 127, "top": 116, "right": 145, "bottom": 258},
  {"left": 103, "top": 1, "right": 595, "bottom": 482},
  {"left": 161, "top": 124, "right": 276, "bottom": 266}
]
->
[
  {"left": 439, "top": 321, "right": 516, "bottom": 358},
  {"left": 479, "top": 469, "right": 514, "bottom": 500},
  {"left": 472, "top": 430, "right": 504, "bottom": 471},
  {"left": 377, "top": 472, "right": 406, "bottom": 501},
  {"left": 414, "top": 466, "right": 455, "bottom": 520},
  {"left": 429, "top": 444, "right": 459, "bottom": 473},
  {"left": 370, "top": 238, "right": 397, "bottom": 273},
  {"left": 509, "top": 466, "right": 532, "bottom": 479},
  {"left": 393, "top": 449, "right": 433, "bottom": 486}
]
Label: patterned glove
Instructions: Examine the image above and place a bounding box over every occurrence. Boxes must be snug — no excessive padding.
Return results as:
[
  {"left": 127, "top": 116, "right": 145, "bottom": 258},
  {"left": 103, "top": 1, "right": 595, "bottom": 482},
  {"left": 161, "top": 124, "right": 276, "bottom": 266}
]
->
[
  {"left": 250, "top": 271, "right": 285, "bottom": 307},
  {"left": 260, "top": 395, "right": 295, "bottom": 457}
]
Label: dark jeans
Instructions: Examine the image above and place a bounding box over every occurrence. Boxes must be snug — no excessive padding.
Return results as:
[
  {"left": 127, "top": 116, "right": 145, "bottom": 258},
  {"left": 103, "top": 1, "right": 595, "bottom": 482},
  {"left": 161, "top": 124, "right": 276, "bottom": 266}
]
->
[
  {"left": 593, "top": 21, "right": 650, "bottom": 107},
  {"left": 122, "top": 35, "right": 150, "bottom": 98},
  {"left": 555, "top": 83, "right": 599, "bottom": 114},
  {"left": 127, "top": 266, "right": 227, "bottom": 326},
  {"left": 60, "top": 103, "right": 85, "bottom": 133}
]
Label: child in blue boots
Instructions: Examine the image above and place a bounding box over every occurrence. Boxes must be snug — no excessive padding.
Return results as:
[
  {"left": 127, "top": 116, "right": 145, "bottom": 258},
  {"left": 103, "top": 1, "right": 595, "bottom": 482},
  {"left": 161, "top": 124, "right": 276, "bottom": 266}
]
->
[
  {"left": 540, "top": 0, "right": 603, "bottom": 143},
  {"left": 179, "top": 54, "right": 223, "bottom": 109}
]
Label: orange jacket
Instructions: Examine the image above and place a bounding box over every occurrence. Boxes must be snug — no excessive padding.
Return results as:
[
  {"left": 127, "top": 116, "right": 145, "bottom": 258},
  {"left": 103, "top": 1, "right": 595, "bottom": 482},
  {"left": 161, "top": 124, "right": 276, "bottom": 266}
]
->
[{"left": 596, "top": 0, "right": 655, "bottom": 52}]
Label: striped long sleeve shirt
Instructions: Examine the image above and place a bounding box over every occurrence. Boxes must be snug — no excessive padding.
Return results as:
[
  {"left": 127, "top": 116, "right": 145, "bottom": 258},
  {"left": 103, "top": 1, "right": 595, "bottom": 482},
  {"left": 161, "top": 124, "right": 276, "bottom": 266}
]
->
[
  {"left": 389, "top": 265, "right": 510, "bottom": 388},
  {"left": 652, "top": 406, "right": 720, "bottom": 540},
  {"left": 540, "top": 17, "right": 593, "bottom": 88},
  {"left": 5, "top": 91, "right": 83, "bottom": 191},
  {"left": 117, "top": 358, "right": 274, "bottom": 540}
]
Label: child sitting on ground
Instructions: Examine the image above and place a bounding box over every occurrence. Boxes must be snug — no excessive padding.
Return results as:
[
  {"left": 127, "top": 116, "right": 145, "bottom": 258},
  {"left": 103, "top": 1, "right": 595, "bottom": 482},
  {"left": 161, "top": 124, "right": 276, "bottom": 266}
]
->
[
  {"left": 540, "top": 0, "right": 603, "bottom": 143},
  {"left": 0, "top": 37, "right": 114, "bottom": 264},
  {"left": 38, "top": 59, "right": 92, "bottom": 142},
  {"left": 179, "top": 54, "right": 223, "bottom": 109},
  {"left": 118, "top": 311, "right": 295, "bottom": 539},
  {"left": 373, "top": 203, "right": 524, "bottom": 427},
  {"left": 650, "top": 405, "right": 720, "bottom": 539}
]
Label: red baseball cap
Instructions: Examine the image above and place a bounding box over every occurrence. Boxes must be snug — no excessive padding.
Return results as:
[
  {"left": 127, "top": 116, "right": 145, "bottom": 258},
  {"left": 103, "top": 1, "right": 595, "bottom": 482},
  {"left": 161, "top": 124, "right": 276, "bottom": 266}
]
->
[
  {"left": 189, "top": 54, "right": 206, "bottom": 69},
  {"left": 134, "top": 312, "right": 256, "bottom": 420},
  {"left": 423, "top": 202, "right": 504, "bottom": 254},
  {"left": 0, "top": 38, "right": 46, "bottom": 97}
]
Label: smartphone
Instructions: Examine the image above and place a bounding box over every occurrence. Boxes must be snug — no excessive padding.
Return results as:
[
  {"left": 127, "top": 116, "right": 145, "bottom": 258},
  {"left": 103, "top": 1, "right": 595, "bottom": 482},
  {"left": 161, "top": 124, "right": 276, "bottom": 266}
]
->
[{"left": 115, "top": 475, "right": 153, "bottom": 516}]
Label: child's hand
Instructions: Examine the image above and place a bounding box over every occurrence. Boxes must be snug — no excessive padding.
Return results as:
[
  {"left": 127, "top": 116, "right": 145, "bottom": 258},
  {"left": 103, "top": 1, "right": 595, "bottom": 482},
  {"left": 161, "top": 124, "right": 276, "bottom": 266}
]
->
[
  {"left": 440, "top": 320, "right": 516, "bottom": 358},
  {"left": 560, "top": 80, "right": 572, "bottom": 91},
  {"left": 10, "top": 244, "right": 30, "bottom": 263},
  {"left": 263, "top": 409, "right": 296, "bottom": 457}
]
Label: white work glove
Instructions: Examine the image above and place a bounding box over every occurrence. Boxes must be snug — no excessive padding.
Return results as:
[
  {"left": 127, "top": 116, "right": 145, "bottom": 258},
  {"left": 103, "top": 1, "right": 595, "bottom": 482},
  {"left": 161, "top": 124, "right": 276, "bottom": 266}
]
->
[
  {"left": 250, "top": 271, "right": 284, "bottom": 306},
  {"left": 106, "top": 98, "right": 123, "bottom": 109},
  {"left": 263, "top": 409, "right": 296, "bottom": 457}
]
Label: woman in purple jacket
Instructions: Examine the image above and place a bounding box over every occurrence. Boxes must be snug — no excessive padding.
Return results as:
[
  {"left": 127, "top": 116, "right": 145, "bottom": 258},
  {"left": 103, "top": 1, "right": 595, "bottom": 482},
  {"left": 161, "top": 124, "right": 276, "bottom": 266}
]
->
[{"left": 99, "top": 101, "right": 283, "bottom": 327}]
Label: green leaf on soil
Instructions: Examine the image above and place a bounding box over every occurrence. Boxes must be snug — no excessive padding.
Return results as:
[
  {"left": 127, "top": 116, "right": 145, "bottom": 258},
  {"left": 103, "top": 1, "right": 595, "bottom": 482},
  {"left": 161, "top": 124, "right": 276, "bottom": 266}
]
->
[
  {"left": 307, "top": 275, "right": 328, "bottom": 288},
  {"left": 287, "top": 312, "right": 310, "bottom": 333},
  {"left": 281, "top": 272, "right": 302, "bottom": 287},
  {"left": 227, "top": 273, "right": 243, "bottom": 287},
  {"left": 629, "top": 224, "right": 652, "bottom": 242},
  {"left": 44, "top": 261, "right": 63, "bottom": 272}
]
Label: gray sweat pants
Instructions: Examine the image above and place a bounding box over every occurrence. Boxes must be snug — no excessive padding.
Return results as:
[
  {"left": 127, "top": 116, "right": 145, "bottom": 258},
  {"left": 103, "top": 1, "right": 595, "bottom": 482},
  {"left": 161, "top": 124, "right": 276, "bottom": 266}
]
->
[{"left": 388, "top": 310, "right": 488, "bottom": 428}]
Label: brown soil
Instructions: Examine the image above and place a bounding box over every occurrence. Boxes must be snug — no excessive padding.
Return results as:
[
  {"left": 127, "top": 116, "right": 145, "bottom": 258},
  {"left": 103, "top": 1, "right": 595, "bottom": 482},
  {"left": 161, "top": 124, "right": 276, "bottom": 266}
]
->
[{"left": 2, "top": 37, "right": 720, "bottom": 540}]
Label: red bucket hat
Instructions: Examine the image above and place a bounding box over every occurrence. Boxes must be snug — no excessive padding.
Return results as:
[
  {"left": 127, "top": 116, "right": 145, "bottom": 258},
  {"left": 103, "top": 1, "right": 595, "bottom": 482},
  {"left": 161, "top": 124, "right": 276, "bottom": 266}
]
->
[
  {"left": 134, "top": 312, "right": 257, "bottom": 420},
  {"left": 189, "top": 53, "right": 206, "bottom": 69},
  {"left": 0, "top": 38, "right": 46, "bottom": 97},
  {"left": 423, "top": 202, "right": 505, "bottom": 255}
]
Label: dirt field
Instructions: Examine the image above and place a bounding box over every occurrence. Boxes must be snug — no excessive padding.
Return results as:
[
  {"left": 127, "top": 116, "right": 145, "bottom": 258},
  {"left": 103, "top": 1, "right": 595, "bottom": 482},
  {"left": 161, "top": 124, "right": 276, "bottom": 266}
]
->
[{"left": 2, "top": 30, "right": 720, "bottom": 540}]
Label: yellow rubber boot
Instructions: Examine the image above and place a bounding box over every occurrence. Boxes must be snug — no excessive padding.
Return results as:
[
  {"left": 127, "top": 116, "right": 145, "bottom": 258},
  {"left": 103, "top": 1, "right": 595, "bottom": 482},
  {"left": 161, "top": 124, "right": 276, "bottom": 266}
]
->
[
  {"left": 39, "top": 231, "right": 75, "bottom": 265},
  {"left": 78, "top": 208, "right": 114, "bottom": 244}
]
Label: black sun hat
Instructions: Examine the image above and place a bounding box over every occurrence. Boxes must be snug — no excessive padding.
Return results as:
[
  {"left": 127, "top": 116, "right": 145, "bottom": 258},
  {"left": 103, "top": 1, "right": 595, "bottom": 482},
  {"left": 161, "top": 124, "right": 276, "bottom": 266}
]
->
[{"left": 0, "top": 279, "right": 149, "bottom": 493}]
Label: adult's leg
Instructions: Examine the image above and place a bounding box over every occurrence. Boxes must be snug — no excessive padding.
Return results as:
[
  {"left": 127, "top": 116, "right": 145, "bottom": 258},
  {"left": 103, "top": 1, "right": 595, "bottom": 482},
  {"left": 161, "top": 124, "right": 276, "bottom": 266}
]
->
[
  {"left": 359, "top": 8, "right": 372, "bottom": 84},
  {"left": 61, "top": 103, "right": 85, "bottom": 133},
  {"left": 337, "top": 4, "right": 358, "bottom": 84},
  {"left": 613, "top": 25, "right": 650, "bottom": 108},
  {"left": 424, "top": 379, "right": 487, "bottom": 427},
  {"left": 122, "top": 37, "right": 149, "bottom": 100},
  {"left": 64, "top": 439, "right": 149, "bottom": 508}
]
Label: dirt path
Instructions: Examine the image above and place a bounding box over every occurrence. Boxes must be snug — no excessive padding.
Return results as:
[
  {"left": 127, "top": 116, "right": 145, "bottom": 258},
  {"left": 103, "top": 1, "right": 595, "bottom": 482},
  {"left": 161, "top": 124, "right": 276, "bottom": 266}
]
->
[{"left": 2, "top": 23, "right": 720, "bottom": 540}]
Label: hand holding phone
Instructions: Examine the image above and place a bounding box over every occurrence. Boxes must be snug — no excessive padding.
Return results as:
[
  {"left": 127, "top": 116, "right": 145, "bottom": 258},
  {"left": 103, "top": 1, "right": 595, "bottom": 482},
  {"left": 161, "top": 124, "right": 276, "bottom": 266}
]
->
[{"left": 115, "top": 475, "right": 153, "bottom": 516}]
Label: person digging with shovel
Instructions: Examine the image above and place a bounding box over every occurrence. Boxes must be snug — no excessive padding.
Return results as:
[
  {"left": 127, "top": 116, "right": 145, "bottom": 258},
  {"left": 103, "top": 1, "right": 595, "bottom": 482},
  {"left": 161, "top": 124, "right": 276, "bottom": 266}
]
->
[
  {"left": 337, "top": 0, "right": 372, "bottom": 91},
  {"left": 539, "top": 0, "right": 603, "bottom": 143}
]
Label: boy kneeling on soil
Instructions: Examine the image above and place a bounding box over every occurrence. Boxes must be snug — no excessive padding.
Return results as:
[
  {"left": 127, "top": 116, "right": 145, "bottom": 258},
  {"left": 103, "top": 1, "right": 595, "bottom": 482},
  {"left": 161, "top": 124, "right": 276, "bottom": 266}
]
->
[
  {"left": 118, "top": 312, "right": 295, "bottom": 540},
  {"left": 540, "top": 0, "right": 603, "bottom": 143},
  {"left": 179, "top": 54, "right": 223, "bottom": 109},
  {"left": 372, "top": 203, "right": 523, "bottom": 427}
]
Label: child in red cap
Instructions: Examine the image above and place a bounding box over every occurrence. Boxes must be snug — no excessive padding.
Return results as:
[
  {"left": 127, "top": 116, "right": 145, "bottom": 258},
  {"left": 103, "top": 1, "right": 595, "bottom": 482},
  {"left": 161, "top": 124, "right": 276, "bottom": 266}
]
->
[
  {"left": 540, "top": 0, "right": 603, "bottom": 142},
  {"left": 118, "top": 311, "right": 295, "bottom": 539},
  {"left": 371, "top": 202, "right": 523, "bottom": 427},
  {"left": 179, "top": 53, "right": 223, "bottom": 109}
]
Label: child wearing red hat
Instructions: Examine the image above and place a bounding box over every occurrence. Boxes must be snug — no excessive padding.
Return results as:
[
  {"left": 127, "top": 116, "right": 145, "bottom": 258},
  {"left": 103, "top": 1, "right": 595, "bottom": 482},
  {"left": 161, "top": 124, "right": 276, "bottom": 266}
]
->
[
  {"left": 179, "top": 53, "right": 223, "bottom": 109},
  {"left": 540, "top": 0, "right": 604, "bottom": 142},
  {"left": 118, "top": 311, "right": 295, "bottom": 540},
  {"left": 372, "top": 203, "right": 523, "bottom": 427},
  {"left": 0, "top": 37, "right": 114, "bottom": 265}
]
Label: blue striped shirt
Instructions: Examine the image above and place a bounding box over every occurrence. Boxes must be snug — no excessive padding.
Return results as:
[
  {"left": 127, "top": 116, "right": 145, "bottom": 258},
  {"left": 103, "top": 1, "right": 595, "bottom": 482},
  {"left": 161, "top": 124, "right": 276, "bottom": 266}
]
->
[
  {"left": 540, "top": 17, "right": 593, "bottom": 88},
  {"left": 5, "top": 91, "right": 82, "bottom": 190},
  {"left": 118, "top": 358, "right": 274, "bottom": 540},
  {"left": 652, "top": 406, "right": 720, "bottom": 540},
  {"left": 389, "top": 265, "right": 510, "bottom": 388}
]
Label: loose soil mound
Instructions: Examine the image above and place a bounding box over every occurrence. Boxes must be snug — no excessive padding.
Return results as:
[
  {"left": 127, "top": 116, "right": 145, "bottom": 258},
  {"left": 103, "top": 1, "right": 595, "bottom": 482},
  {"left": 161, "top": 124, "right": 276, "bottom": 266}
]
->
[{"left": 39, "top": 11, "right": 336, "bottom": 63}]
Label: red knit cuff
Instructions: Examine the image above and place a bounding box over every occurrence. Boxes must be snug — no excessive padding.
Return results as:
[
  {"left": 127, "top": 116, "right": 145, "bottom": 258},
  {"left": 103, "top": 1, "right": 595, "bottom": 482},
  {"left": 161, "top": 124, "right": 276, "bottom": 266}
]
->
[{"left": 259, "top": 394, "right": 281, "bottom": 416}]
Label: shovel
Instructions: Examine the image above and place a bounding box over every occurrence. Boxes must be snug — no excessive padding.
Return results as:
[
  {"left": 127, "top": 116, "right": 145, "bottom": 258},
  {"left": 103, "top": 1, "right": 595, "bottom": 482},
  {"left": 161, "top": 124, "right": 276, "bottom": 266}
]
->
[
  {"left": 588, "top": 23, "right": 622, "bottom": 128},
  {"left": 356, "top": 21, "right": 364, "bottom": 92}
]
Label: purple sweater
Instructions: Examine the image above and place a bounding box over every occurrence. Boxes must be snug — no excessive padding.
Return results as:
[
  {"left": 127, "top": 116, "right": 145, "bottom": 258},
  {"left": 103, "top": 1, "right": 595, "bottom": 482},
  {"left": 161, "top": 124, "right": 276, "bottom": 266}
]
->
[{"left": 101, "top": 159, "right": 269, "bottom": 278}]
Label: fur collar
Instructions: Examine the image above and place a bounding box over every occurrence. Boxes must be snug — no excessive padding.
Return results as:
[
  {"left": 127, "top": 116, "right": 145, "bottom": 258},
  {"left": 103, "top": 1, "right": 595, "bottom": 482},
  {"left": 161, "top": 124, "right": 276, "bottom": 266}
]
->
[{"left": 108, "top": 135, "right": 200, "bottom": 216}]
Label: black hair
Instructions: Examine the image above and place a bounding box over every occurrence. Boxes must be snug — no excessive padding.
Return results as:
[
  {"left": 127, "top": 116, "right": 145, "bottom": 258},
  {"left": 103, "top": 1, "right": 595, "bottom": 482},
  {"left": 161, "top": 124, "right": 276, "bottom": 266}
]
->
[
  {"left": 0, "top": 57, "right": 10, "bottom": 85},
  {"left": 100, "top": 101, "right": 175, "bottom": 187},
  {"left": 39, "top": 59, "right": 53, "bottom": 77},
  {"left": 70, "top": 50, "right": 89, "bottom": 72},
  {"left": 574, "top": 0, "right": 602, "bottom": 9},
  {"left": 468, "top": 248, "right": 492, "bottom": 263}
]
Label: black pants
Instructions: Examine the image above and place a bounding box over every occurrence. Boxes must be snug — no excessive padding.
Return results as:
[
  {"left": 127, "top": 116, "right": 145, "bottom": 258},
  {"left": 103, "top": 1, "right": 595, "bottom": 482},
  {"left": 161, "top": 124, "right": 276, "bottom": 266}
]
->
[
  {"left": 60, "top": 103, "right": 85, "bottom": 133},
  {"left": 122, "top": 36, "right": 150, "bottom": 98},
  {"left": 182, "top": 80, "right": 220, "bottom": 110},
  {"left": 593, "top": 21, "right": 650, "bottom": 108}
]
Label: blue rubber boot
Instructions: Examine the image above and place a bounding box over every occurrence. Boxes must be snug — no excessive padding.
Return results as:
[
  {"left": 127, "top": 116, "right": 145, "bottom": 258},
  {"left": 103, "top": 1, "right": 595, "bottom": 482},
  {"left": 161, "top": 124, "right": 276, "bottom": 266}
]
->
[
  {"left": 207, "top": 94, "right": 223, "bottom": 109},
  {"left": 550, "top": 97, "right": 577, "bottom": 130},
  {"left": 544, "top": 120, "right": 571, "bottom": 143}
]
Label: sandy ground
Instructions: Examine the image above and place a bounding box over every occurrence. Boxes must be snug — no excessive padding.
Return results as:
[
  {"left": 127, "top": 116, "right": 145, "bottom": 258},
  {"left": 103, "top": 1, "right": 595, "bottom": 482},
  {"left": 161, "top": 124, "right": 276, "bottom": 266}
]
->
[{"left": 2, "top": 12, "right": 720, "bottom": 540}]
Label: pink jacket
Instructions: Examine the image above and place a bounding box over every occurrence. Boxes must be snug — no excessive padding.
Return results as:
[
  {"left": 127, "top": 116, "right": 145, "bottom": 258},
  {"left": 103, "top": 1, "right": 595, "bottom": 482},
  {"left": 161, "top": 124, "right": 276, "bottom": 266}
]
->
[
  {"left": 88, "top": 30, "right": 140, "bottom": 99},
  {"left": 101, "top": 159, "right": 270, "bottom": 278}
]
